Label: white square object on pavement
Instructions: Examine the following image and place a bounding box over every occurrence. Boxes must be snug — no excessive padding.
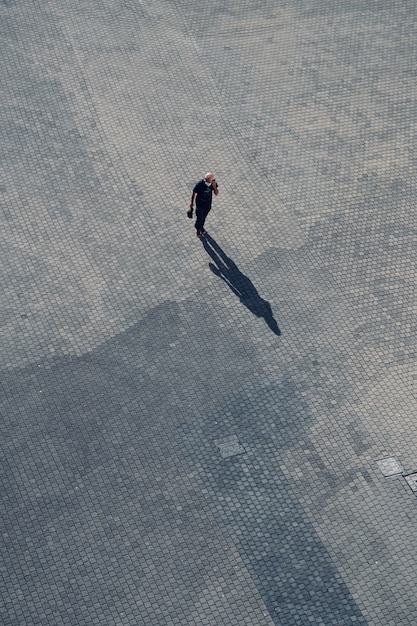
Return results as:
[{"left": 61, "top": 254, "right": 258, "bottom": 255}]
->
[
  {"left": 214, "top": 435, "right": 246, "bottom": 458},
  {"left": 404, "top": 473, "right": 417, "bottom": 493},
  {"left": 376, "top": 457, "right": 403, "bottom": 477}
]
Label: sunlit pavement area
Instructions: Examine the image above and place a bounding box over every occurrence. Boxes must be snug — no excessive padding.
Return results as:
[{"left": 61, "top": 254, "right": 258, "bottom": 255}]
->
[{"left": 2, "top": 1, "right": 417, "bottom": 624}]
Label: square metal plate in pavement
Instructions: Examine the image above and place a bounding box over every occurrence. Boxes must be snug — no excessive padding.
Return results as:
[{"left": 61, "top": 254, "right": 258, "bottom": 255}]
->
[
  {"left": 214, "top": 434, "right": 246, "bottom": 459},
  {"left": 404, "top": 473, "right": 417, "bottom": 493},
  {"left": 376, "top": 457, "right": 403, "bottom": 477}
]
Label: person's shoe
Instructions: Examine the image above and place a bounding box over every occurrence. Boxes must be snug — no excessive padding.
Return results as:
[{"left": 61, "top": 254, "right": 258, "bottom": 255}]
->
[
  {"left": 196, "top": 230, "right": 202, "bottom": 237},
  {"left": 201, "top": 228, "right": 207, "bottom": 235}
]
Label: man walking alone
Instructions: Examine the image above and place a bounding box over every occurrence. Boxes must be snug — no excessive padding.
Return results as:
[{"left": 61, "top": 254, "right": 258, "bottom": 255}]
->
[{"left": 188, "top": 172, "right": 219, "bottom": 237}]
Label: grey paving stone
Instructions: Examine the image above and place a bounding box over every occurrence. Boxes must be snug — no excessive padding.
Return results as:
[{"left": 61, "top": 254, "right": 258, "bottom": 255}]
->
[{"left": 2, "top": 1, "right": 417, "bottom": 625}]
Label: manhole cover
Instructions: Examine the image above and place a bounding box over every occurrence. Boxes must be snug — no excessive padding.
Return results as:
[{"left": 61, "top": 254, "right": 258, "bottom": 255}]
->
[
  {"left": 376, "top": 457, "right": 403, "bottom": 477},
  {"left": 404, "top": 473, "right": 417, "bottom": 493},
  {"left": 214, "top": 435, "right": 246, "bottom": 459}
]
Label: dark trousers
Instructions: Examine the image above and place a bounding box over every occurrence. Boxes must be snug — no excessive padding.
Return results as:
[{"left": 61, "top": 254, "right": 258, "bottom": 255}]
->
[{"left": 195, "top": 205, "right": 211, "bottom": 232}]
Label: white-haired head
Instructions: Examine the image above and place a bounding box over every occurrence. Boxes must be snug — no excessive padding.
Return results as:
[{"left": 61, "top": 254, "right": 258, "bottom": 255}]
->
[{"left": 204, "top": 172, "right": 213, "bottom": 182}]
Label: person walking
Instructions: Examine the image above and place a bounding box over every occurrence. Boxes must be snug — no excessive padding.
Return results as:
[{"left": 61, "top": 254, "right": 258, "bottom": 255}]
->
[{"left": 188, "top": 172, "right": 219, "bottom": 237}]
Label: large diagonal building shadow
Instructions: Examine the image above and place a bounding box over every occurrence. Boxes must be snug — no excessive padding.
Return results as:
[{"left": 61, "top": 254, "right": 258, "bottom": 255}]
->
[{"left": 202, "top": 234, "right": 281, "bottom": 336}]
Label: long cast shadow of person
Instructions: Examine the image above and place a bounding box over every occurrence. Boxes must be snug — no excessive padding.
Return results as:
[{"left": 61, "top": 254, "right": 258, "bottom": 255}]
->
[{"left": 201, "top": 234, "right": 281, "bottom": 336}]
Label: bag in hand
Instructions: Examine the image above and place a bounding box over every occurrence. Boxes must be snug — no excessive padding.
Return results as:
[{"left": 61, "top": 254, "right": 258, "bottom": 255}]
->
[{"left": 187, "top": 208, "right": 193, "bottom": 219}]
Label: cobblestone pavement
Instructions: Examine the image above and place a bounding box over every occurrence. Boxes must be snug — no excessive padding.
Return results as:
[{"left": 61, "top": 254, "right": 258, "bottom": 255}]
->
[{"left": 2, "top": 1, "right": 417, "bottom": 624}]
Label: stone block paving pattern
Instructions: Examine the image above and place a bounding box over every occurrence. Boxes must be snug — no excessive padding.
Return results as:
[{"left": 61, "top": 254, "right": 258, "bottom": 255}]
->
[{"left": 2, "top": 0, "right": 417, "bottom": 625}]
